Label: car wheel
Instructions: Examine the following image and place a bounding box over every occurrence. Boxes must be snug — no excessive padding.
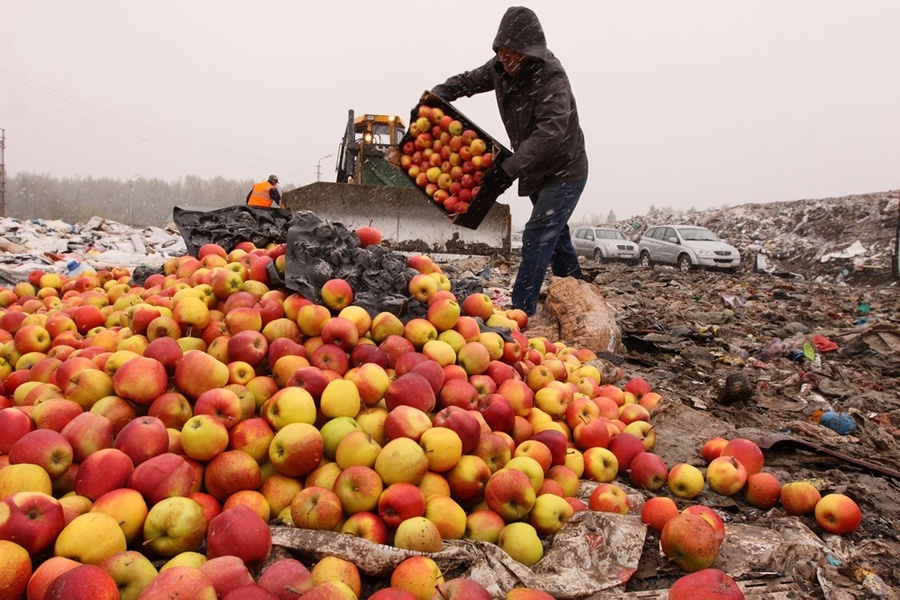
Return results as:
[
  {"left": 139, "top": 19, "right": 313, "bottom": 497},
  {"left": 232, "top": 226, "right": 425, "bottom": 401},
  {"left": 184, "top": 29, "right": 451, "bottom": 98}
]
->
[
  {"left": 677, "top": 254, "right": 692, "bottom": 272},
  {"left": 639, "top": 251, "right": 652, "bottom": 267},
  {"left": 593, "top": 248, "right": 603, "bottom": 262}
]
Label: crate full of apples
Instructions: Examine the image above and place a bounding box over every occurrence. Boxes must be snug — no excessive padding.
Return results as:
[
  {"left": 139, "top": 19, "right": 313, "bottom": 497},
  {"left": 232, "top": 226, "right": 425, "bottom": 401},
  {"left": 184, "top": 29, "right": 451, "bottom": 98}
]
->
[{"left": 397, "top": 91, "right": 513, "bottom": 230}]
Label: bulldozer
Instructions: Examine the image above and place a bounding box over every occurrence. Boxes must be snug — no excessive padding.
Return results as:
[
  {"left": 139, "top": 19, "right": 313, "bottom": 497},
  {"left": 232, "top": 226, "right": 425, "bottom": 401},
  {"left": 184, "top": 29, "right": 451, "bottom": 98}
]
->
[
  {"left": 282, "top": 110, "right": 510, "bottom": 255},
  {"left": 335, "top": 111, "right": 409, "bottom": 187}
]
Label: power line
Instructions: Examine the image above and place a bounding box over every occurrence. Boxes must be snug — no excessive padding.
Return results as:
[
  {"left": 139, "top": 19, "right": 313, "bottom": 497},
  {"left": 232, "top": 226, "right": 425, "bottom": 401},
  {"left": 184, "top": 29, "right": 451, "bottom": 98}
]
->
[
  {"left": 0, "top": 85, "right": 269, "bottom": 172},
  {"left": 0, "top": 68, "right": 305, "bottom": 169}
]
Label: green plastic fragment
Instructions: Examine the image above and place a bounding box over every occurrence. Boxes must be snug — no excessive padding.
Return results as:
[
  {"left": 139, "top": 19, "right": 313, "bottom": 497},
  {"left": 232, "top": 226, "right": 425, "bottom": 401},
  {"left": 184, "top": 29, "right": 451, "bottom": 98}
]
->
[{"left": 803, "top": 341, "right": 816, "bottom": 361}]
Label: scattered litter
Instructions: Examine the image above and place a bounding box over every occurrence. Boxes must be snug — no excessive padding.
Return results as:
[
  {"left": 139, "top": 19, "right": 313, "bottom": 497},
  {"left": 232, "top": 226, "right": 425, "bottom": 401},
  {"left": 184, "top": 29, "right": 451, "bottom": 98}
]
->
[
  {"left": 487, "top": 287, "right": 512, "bottom": 307},
  {"left": 0, "top": 215, "right": 186, "bottom": 282},
  {"left": 811, "top": 334, "right": 839, "bottom": 352},
  {"left": 721, "top": 293, "right": 746, "bottom": 309},
  {"left": 820, "top": 240, "right": 867, "bottom": 262},
  {"left": 63, "top": 260, "right": 95, "bottom": 277},
  {"left": 819, "top": 411, "right": 858, "bottom": 436},
  {"left": 862, "top": 571, "right": 894, "bottom": 597},
  {"left": 756, "top": 338, "right": 786, "bottom": 361},
  {"left": 802, "top": 341, "right": 816, "bottom": 361}
]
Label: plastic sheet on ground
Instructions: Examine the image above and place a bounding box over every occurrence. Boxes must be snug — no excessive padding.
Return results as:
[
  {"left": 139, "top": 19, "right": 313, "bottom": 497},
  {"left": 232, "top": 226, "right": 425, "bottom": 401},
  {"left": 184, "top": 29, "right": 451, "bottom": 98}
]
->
[
  {"left": 271, "top": 510, "right": 646, "bottom": 599},
  {"left": 820, "top": 240, "right": 868, "bottom": 262},
  {"left": 834, "top": 323, "right": 900, "bottom": 359}
]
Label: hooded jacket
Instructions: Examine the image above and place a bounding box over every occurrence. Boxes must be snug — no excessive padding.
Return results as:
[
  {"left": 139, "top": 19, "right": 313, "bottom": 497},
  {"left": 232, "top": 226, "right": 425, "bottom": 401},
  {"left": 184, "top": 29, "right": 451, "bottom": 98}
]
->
[{"left": 432, "top": 6, "right": 588, "bottom": 197}]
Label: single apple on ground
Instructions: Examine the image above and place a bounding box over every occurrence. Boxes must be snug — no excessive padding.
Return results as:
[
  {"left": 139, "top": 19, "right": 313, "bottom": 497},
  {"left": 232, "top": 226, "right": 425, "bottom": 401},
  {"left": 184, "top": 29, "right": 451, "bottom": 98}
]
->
[
  {"left": 666, "top": 463, "right": 705, "bottom": 500},
  {"left": 814, "top": 493, "right": 862, "bottom": 534},
  {"left": 705, "top": 455, "right": 748, "bottom": 496},
  {"left": 640, "top": 496, "right": 680, "bottom": 534},
  {"left": 660, "top": 512, "right": 722, "bottom": 573},
  {"left": 588, "top": 483, "right": 630, "bottom": 514},
  {"left": 668, "top": 568, "right": 744, "bottom": 600},
  {"left": 743, "top": 471, "right": 782, "bottom": 510},
  {"left": 719, "top": 437, "right": 765, "bottom": 475},
  {"left": 780, "top": 481, "right": 822, "bottom": 516}
]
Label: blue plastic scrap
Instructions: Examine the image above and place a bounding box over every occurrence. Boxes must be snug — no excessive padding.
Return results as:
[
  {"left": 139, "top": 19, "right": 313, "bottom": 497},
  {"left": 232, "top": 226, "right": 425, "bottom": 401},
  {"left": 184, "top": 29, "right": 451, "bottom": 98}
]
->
[{"left": 819, "top": 411, "right": 857, "bottom": 436}]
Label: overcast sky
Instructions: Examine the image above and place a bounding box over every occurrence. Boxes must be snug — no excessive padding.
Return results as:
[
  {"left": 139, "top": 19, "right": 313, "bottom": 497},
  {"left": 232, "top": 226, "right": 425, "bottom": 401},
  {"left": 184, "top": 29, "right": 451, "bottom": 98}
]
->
[{"left": 2, "top": 1, "right": 898, "bottom": 228}]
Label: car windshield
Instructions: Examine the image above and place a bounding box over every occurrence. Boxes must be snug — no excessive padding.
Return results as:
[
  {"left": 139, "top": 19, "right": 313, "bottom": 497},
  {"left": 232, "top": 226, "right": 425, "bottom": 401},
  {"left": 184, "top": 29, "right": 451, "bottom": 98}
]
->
[
  {"left": 595, "top": 229, "right": 626, "bottom": 240},
  {"left": 677, "top": 227, "right": 720, "bottom": 242}
]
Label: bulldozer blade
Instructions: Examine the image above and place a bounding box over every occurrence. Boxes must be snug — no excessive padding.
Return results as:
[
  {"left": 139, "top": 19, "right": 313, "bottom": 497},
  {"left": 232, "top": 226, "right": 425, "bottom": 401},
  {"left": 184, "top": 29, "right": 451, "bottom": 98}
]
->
[{"left": 282, "top": 182, "right": 510, "bottom": 256}]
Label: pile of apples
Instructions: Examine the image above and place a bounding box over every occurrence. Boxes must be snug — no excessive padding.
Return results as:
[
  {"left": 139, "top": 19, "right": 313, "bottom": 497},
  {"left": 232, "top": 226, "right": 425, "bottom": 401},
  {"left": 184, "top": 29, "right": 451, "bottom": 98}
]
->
[
  {"left": 399, "top": 104, "right": 497, "bottom": 215},
  {"left": 0, "top": 230, "right": 863, "bottom": 599}
]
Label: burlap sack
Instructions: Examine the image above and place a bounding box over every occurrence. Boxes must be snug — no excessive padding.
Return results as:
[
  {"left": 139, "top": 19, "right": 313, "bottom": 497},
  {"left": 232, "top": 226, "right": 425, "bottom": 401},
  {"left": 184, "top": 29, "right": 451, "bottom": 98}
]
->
[{"left": 542, "top": 277, "right": 626, "bottom": 354}]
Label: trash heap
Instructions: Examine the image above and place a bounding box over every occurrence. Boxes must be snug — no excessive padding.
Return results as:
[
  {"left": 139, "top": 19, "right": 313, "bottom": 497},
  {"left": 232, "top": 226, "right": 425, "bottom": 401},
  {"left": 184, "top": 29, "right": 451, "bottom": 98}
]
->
[
  {"left": 617, "top": 189, "right": 899, "bottom": 286},
  {"left": 0, "top": 215, "right": 187, "bottom": 287}
]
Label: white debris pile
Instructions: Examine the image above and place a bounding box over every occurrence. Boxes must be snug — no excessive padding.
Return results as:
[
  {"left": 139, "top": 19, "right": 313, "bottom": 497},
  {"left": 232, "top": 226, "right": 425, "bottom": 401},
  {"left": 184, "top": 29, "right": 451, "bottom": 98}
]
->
[
  {"left": 0, "top": 215, "right": 186, "bottom": 281},
  {"left": 621, "top": 190, "right": 899, "bottom": 284}
]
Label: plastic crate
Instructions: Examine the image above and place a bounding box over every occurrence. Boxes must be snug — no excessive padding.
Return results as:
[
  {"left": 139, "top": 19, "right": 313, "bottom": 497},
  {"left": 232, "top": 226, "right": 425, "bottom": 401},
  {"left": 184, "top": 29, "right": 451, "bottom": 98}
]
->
[{"left": 398, "top": 91, "right": 513, "bottom": 230}]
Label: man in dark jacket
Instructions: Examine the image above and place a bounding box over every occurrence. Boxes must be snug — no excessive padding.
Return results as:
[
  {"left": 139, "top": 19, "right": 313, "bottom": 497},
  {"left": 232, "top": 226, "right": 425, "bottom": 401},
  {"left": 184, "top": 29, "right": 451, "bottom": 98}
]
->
[{"left": 432, "top": 6, "right": 588, "bottom": 317}]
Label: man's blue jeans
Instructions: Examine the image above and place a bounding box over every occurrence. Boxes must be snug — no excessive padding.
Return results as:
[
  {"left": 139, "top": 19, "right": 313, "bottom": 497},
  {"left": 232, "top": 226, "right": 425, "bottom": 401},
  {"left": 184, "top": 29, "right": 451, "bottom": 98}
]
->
[{"left": 511, "top": 177, "right": 587, "bottom": 316}]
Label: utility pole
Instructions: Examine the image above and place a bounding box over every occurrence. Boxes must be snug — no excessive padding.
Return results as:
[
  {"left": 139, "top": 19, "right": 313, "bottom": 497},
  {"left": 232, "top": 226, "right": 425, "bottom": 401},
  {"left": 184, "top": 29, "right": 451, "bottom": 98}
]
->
[
  {"left": 127, "top": 173, "right": 140, "bottom": 225},
  {"left": 316, "top": 154, "right": 334, "bottom": 183},
  {"left": 0, "top": 128, "right": 6, "bottom": 217}
]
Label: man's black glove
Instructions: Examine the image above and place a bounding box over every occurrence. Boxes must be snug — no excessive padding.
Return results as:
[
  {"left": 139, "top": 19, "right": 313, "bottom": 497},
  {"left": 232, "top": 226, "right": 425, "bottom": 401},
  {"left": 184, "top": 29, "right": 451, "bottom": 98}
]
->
[
  {"left": 480, "top": 164, "right": 514, "bottom": 193},
  {"left": 430, "top": 85, "right": 450, "bottom": 99}
]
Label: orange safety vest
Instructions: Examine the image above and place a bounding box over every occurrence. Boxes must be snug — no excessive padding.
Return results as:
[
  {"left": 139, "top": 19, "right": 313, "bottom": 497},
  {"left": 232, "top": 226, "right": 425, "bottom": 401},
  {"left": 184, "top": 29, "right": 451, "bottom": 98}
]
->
[{"left": 247, "top": 181, "right": 276, "bottom": 207}]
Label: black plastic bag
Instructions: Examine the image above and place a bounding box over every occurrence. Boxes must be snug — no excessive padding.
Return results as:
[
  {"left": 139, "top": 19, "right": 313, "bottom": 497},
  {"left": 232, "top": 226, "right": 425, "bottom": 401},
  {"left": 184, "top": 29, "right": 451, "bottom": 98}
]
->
[
  {"left": 172, "top": 205, "right": 295, "bottom": 256},
  {"left": 172, "top": 206, "right": 484, "bottom": 319}
]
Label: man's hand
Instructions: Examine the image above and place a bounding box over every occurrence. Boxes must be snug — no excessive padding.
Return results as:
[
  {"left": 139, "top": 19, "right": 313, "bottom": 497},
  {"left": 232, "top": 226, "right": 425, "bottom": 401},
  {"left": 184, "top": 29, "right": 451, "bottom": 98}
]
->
[{"left": 480, "top": 164, "right": 513, "bottom": 192}]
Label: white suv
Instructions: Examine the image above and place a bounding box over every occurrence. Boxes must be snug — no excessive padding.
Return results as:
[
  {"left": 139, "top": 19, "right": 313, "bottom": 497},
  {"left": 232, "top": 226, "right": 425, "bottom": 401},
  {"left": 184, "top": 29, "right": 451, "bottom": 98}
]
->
[
  {"left": 638, "top": 225, "right": 740, "bottom": 272},
  {"left": 571, "top": 227, "right": 638, "bottom": 262}
]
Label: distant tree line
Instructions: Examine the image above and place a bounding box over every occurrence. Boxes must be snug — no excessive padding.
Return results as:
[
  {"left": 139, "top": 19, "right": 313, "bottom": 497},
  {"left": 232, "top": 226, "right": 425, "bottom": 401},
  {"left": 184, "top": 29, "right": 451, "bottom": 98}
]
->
[
  {"left": 2, "top": 173, "right": 299, "bottom": 228},
  {"left": 569, "top": 210, "right": 622, "bottom": 229}
]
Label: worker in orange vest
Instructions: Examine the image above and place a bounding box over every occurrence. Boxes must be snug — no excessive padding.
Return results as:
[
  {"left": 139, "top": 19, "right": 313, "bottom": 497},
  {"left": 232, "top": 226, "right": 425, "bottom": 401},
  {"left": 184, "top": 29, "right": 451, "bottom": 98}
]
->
[{"left": 246, "top": 175, "right": 282, "bottom": 208}]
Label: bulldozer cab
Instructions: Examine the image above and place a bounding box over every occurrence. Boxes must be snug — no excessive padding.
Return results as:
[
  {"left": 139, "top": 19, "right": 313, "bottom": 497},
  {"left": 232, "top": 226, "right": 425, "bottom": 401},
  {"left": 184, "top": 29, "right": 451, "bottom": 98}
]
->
[{"left": 336, "top": 110, "right": 411, "bottom": 187}]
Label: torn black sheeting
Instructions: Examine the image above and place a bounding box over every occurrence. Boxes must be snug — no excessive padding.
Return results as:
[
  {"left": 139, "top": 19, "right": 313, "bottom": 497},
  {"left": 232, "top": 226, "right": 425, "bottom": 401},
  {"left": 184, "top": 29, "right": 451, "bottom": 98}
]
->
[{"left": 172, "top": 206, "right": 483, "bottom": 318}]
